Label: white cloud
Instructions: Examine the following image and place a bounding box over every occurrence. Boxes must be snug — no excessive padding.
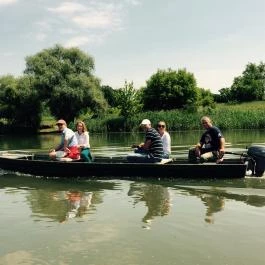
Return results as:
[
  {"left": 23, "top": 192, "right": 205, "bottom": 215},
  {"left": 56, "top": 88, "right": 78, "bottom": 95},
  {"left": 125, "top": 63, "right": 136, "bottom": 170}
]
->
[
  {"left": 36, "top": 33, "right": 47, "bottom": 41},
  {"left": 48, "top": 2, "right": 86, "bottom": 15},
  {"left": 0, "top": 0, "right": 17, "bottom": 5},
  {"left": 72, "top": 12, "right": 114, "bottom": 29},
  {"left": 125, "top": 0, "right": 141, "bottom": 6},
  {"left": 65, "top": 36, "right": 90, "bottom": 47},
  {"left": 65, "top": 34, "right": 104, "bottom": 47},
  {"left": 48, "top": 2, "right": 122, "bottom": 30}
]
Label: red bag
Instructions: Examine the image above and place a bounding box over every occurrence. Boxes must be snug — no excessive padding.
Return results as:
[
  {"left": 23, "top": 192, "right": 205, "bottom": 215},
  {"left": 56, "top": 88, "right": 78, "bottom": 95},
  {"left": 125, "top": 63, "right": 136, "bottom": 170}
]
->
[{"left": 67, "top": 146, "right": 80, "bottom": 159}]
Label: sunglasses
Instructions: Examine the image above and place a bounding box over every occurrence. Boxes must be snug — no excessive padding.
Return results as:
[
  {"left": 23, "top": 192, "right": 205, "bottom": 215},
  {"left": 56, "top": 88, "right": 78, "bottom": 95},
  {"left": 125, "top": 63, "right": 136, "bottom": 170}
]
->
[
  {"left": 158, "top": 124, "right": 165, "bottom": 128},
  {"left": 57, "top": 123, "right": 63, "bottom": 126}
]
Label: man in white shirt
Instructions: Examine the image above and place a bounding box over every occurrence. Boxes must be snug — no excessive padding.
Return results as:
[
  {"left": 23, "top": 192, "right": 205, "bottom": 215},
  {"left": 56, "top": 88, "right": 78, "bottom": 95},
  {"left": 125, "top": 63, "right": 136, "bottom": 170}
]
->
[{"left": 49, "top": 119, "right": 79, "bottom": 160}]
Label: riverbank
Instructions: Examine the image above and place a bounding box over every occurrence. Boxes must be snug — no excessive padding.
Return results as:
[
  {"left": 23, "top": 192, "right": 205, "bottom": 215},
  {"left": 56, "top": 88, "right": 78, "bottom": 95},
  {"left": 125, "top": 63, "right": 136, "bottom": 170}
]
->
[{"left": 69, "top": 101, "right": 265, "bottom": 133}]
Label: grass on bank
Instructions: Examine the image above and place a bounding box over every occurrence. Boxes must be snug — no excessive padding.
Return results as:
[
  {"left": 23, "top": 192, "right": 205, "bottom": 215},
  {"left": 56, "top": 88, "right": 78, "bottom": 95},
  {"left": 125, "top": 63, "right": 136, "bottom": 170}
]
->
[{"left": 40, "top": 101, "right": 265, "bottom": 133}]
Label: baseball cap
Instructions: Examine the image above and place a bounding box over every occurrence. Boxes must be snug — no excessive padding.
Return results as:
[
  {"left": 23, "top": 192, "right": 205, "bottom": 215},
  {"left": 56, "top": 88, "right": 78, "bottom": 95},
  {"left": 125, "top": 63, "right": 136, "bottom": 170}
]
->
[
  {"left": 140, "top": 119, "right": 151, "bottom": 126},
  {"left": 56, "top": 119, "right": 66, "bottom": 126}
]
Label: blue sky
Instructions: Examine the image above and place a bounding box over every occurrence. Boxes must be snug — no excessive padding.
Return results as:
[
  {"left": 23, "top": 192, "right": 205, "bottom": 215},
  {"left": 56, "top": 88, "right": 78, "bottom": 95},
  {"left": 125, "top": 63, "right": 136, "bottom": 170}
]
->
[{"left": 0, "top": 0, "right": 265, "bottom": 93}]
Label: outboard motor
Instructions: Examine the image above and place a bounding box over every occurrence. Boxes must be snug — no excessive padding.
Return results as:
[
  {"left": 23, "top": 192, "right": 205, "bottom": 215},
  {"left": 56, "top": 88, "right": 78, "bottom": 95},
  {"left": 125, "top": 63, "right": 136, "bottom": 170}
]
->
[{"left": 247, "top": 145, "right": 265, "bottom": 177}]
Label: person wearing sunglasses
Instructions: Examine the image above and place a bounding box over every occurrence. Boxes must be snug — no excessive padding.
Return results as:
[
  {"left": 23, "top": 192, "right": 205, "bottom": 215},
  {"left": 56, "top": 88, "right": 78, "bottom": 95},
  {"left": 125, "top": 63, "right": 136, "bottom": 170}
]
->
[
  {"left": 49, "top": 119, "right": 80, "bottom": 160},
  {"left": 157, "top": 121, "right": 171, "bottom": 159},
  {"left": 188, "top": 116, "right": 225, "bottom": 163}
]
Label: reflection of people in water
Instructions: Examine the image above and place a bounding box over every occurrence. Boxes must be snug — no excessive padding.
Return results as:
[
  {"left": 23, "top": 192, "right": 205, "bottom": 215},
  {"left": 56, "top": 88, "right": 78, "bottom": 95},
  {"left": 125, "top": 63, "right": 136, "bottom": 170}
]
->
[
  {"left": 179, "top": 187, "right": 225, "bottom": 224},
  {"left": 128, "top": 183, "right": 171, "bottom": 223},
  {"left": 199, "top": 194, "right": 225, "bottom": 224},
  {"left": 61, "top": 191, "right": 93, "bottom": 222},
  {"left": 184, "top": 186, "right": 265, "bottom": 223}
]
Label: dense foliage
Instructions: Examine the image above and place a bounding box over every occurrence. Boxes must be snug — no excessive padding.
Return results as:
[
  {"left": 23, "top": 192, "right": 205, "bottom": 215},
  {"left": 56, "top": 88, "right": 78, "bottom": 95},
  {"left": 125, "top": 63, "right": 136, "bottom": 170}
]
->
[
  {"left": 230, "top": 62, "right": 265, "bottom": 101},
  {"left": 115, "top": 81, "right": 143, "bottom": 118},
  {"left": 142, "top": 68, "right": 198, "bottom": 110},
  {"left": 24, "top": 45, "right": 107, "bottom": 122},
  {"left": 0, "top": 75, "right": 41, "bottom": 132},
  {"left": 218, "top": 62, "right": 265, "bottom": 102},
  {"left": 100, "top": 85, "right": 118, "bottom": 107}
]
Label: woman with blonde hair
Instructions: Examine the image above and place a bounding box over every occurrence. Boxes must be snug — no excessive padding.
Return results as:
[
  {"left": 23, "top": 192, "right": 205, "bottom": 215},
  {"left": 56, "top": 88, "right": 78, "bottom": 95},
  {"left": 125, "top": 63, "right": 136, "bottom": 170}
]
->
[{"left": 75, "top": 121, "right": 92, "bottom": 162}]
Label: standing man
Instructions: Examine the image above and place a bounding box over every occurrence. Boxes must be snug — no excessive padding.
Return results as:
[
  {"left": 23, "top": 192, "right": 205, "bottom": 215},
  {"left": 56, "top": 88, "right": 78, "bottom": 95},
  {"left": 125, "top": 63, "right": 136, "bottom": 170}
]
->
[
  {"left": 49, "top": 119, "right": 80, "bottom": 160},
  {"left": 188, "top": 116, "right": 225, "bottom": 163},
  {"left": 127, "top": 119, "right": 164, "bottom": 163}
]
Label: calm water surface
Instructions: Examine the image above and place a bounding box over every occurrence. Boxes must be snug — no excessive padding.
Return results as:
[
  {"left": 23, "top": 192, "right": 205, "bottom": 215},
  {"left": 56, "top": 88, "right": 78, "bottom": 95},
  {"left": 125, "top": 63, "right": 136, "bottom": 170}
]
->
[{"left": 1, "top": 130, "right": 265, "bottom": 265}]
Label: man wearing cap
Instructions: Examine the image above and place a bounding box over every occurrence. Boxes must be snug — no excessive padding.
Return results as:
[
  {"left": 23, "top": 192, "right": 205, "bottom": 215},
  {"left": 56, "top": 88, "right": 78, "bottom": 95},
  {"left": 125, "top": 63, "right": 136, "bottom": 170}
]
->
[
  {"left": 49, "top": 119, "right": 80, "bottom": 160},
  {"left": 127, "top": 119, "right": 164, "bottom": 163}
]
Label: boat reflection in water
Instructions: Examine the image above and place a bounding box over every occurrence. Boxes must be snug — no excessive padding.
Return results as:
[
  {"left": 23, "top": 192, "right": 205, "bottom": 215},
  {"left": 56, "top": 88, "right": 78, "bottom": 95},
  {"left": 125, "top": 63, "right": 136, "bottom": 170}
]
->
[{"left": 1, "top": 173, "right": 265, "bottom": 226}]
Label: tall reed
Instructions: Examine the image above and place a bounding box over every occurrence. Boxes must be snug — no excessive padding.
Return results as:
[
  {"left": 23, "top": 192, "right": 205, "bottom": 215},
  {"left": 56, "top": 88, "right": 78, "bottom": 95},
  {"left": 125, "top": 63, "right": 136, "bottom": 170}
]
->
[{"left": 80, "top": 102, "right": 265, "bottom": 132}]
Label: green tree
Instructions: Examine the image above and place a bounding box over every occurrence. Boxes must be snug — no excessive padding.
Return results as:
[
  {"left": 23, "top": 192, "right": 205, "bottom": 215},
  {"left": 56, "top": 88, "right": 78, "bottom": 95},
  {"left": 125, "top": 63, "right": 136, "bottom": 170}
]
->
[
  {"left": 101, "top": 85, "right": 118, "bottom": 107},
  {"left": 142, "top": 68, "right": 198, "bottom": 110},
  {"left": 0, "top": 75, "right": 17, "bottom": 120},
  {"left": 216, "top": 87, "right": 232, "bottom": 103},
  {"left": 230, "top": 62, "right": 265, "bottom": 102},
  {"left": 24, "top": 44, "right": 107, "bottom": 121},
  {"left": 197, "top": 88, "right": 215, "bottom": 109},
  {"left": 115, "top": 81, "right": 142, "bottom": 118},
  {"left": 0, "top": 75, "right": 41, "bottom": 131}
]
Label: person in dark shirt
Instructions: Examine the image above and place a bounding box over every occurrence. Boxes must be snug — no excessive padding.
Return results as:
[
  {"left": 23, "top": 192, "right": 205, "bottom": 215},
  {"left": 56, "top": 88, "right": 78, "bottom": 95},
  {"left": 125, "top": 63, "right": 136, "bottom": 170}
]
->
[
  {"left": 188, "top": 116, "right": 225, "bottom": 163},
  {"left": 127, "top": 119, "right": 164, "bottom": 163}
]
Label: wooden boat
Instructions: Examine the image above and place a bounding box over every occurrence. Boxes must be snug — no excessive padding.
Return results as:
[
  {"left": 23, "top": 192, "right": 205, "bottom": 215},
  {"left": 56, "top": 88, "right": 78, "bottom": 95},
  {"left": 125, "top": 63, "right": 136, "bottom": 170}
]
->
[{"left": 0, "top": 151, "right": 250, "bottom": 179}]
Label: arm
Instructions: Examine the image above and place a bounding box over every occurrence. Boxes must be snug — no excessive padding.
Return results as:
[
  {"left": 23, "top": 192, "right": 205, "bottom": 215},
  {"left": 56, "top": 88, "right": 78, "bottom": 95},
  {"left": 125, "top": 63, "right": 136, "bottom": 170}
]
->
[
  {"left": 195, "top": 134, "right": 204, "bottom": 152},
  {"left": 63, "top": 138, "right": 70, "bottom": 152},
  {"left": 218, "top": 137, "right": 225, "bottom": 158},
  {"left": 62, "top": 130, "right": 74, "bottom": 152},
  {"left": 163, "top": 133, "right": 171, "bottom": 154},
  {"left": 54, "top": 143, "right": 63, "bottom": 151},
  {"left": 53, "top": 135, "right": 64, "bottom": 151},
  {"left": 141, "top": 139, "right": 152, "bottom": 150},
  {"left": 219, "top": 137, "right": 225, "bottom": 151},
  {"left": 85, "top": 132, "right": 90, "bottom": 148},
  {"left": 194, "top": 142, "right": 202, "bottom": 156}
]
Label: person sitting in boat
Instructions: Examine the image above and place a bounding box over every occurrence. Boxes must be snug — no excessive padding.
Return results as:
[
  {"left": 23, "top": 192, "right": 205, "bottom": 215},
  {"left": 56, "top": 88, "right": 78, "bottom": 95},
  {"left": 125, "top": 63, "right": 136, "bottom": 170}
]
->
[
  {"left": 188, "top": 116, "right": 225, "bottom": 163},
  {"left": 127, "top": 119, "right": 164, "bottom": 163},
  {"left": 75, "top": 121, "right": 92, "bottom": 162},
  {"left": 157, "top": 120, "right": 171, "bottom": 159},
  {"left": 49, "top": 119, "right": 80, "bottom": 160}
]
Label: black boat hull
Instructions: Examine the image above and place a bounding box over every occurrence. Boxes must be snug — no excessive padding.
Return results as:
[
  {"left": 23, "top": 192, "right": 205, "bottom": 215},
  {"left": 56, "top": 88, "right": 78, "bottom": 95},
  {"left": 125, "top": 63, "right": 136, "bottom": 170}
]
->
[{"left": 0, "top": 153, "right": 248, "bottom": 179}]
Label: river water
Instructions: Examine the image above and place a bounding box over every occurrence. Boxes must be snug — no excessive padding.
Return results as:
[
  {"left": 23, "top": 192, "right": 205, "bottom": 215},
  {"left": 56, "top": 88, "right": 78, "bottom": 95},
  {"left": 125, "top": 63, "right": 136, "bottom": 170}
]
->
[{"left": 0, "top": 130, "right": 265, "bottom": 265}]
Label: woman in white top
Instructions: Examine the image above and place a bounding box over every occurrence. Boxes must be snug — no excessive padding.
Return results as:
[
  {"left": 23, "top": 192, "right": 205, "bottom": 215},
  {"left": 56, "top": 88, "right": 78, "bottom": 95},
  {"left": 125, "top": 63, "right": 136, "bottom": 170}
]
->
[
  {"left": 157, "top": 121, "right": 171, "bottom": 158},
  {"left": 75, "top": 121, "right": 92, "bottom": 162}
]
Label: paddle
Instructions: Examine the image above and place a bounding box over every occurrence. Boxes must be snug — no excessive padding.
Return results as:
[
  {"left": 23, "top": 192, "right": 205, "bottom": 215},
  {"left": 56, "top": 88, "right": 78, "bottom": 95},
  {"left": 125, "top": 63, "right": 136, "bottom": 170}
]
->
[{"left": 225, "top": 151, "right": 249, "bottom": 158}]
